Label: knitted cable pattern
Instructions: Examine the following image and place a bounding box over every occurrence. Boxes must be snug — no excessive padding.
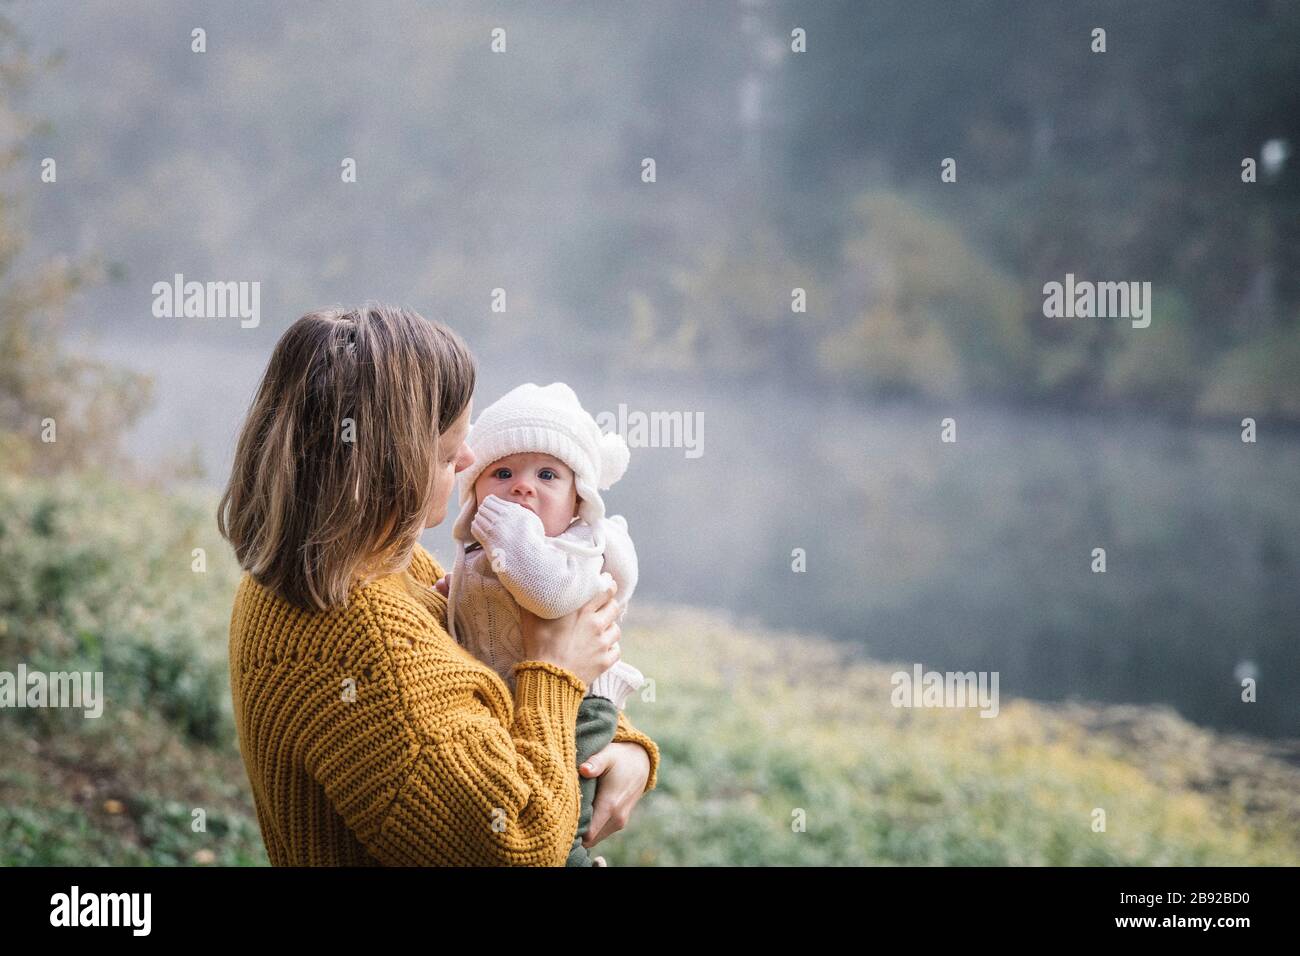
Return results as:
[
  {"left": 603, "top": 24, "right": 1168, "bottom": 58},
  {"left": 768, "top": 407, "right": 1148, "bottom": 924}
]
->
[{"left": 228, "top": 543, "right": 659, "bottom": 866}]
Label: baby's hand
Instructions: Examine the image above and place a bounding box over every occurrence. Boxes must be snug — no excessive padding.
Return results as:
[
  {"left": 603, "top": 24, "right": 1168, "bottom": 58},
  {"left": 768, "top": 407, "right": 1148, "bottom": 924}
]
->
[
  {"left": 433, "top": 574, "right": 450, "bottom": 596},
  {"left": 471, "top": 493, "right": 545, "bottom": 545}
]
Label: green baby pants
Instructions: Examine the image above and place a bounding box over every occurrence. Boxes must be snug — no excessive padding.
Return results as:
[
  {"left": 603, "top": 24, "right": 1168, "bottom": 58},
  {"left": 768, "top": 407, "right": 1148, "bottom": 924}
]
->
[{"left": 566, "top": 694, "right": 620, "bottom": 867}]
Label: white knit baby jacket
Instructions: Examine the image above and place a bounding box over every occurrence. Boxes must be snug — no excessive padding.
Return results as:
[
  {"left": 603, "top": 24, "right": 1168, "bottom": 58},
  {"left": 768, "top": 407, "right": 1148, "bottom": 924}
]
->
[{"left": 447, "top": 493, "right": 645, "bottom": 709}]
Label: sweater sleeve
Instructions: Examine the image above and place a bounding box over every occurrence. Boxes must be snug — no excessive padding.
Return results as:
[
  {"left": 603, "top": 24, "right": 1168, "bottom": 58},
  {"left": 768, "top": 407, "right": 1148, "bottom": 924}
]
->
[
  {"left": 307, "top": 598, "right": 587, "bottom": 866},
  {"left": 611, "top": 708, "right": 660, "bottom": 793}
]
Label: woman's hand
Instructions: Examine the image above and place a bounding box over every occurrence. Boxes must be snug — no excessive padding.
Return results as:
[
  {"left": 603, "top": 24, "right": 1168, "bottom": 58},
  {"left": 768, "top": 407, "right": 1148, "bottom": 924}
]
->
[
  {"left": 518, "top": 579, "right": 622, "bottom": 687},
  {"left": 578, "top": 740, "right": 651, "bottom": 848}
]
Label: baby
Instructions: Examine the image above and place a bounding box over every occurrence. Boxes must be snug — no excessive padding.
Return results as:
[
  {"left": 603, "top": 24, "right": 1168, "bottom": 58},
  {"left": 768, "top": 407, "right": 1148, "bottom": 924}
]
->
[{"left": 442, "top": 382, "right": 646, "bottom": 867}]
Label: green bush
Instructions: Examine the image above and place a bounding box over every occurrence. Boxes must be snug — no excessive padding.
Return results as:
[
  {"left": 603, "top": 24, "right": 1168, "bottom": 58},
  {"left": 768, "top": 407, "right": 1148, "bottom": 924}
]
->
[{"left": 0, "top": 469, "right": 241, "bottom": 744}]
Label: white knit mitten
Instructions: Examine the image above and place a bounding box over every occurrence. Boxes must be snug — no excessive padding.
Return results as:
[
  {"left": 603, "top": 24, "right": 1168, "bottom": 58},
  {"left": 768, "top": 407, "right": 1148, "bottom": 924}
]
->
[{"left": 472, "top": 494, "right": 546, "bottom": 551}]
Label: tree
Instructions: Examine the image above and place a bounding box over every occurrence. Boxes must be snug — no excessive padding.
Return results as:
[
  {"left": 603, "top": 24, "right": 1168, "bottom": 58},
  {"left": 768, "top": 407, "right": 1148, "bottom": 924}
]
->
[{"left": 0, "top": 14, "right": 151, "bottom": 477}]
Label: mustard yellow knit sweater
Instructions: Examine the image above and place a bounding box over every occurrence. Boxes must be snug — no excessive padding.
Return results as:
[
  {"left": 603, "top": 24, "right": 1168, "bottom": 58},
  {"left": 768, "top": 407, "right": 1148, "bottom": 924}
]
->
[{"left": 228, "top": 542, "right": 659, "bottom": 866}]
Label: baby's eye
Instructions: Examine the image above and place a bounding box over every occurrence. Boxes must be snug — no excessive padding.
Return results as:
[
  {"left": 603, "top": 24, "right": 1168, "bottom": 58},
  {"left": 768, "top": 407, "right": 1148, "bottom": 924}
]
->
[
  {"left": 493, "top": 467, "right": 512, "bottom": 479},
  {"left": 538, "top": 468, "right": 556, "bottom": 480}
]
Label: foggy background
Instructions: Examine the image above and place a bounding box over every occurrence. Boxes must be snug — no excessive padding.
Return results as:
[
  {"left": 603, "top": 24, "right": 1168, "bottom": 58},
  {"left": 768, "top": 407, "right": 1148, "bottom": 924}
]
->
[{"left": 8, "top": 0, "right": 1299, "bottom": 738}]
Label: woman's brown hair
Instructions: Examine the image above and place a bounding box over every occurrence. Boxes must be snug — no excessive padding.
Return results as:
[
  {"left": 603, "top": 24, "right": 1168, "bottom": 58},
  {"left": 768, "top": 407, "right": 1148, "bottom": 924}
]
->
[{"left": 217, "top": 303, "right": 476, "bottom": 610}]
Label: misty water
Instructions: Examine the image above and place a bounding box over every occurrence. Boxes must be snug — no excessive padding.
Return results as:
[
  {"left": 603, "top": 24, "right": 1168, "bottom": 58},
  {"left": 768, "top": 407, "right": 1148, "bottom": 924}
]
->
[{"left": 83, "top": 335, "right": 1300, "bottom": 741}]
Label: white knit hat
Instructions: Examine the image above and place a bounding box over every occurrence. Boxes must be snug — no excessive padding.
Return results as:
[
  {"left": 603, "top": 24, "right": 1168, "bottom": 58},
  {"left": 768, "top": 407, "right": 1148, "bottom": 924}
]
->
[{"left": 450, "top": 382, "right": 630, "bottom": 550}]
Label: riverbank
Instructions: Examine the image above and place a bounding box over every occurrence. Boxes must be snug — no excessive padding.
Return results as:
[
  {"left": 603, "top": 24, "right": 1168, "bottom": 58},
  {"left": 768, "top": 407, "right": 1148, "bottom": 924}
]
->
[
  {"left": 1, "top": 469, "right": 1295, "bottom": 865},
  {"left": 607, "top": 602, "right": 1300, "bottom": 865}
]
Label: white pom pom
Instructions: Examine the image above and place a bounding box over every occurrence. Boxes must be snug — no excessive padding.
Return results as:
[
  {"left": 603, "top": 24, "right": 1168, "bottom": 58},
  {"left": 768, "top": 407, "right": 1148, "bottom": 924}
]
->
[
  {"left": 549, "top": 382, "right": 579, "bottom": 403},
  {"left": 597, "top": 430, "right": 629, "bottom": 488}
]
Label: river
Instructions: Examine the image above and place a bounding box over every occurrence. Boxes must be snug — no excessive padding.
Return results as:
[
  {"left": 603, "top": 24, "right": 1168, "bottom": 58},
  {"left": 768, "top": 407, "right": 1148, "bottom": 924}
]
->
[{"left": 77, "top": 334, "right": 1300, "bottom": 740}]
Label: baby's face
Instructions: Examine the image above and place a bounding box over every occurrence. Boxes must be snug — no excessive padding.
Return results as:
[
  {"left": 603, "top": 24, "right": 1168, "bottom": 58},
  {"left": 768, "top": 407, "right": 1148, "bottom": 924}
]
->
[{"left": 474, "top": 452, "right": 578, "bottom": 537}]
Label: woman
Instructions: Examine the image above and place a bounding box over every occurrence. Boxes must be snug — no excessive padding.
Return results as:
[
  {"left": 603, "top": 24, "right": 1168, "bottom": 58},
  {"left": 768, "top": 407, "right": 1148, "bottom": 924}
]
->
[{"left": 218, "top": 303, "right": 658, "bottom": 866}]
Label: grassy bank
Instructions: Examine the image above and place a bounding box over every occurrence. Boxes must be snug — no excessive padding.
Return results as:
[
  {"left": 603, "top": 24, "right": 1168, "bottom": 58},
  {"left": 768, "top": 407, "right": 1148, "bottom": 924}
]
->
[
  {"left": 2, "top": 469, "right": 1296, "bottom": 865},
  {"left": 616, "top": 604, "right": 1300, "bottom": 865}
]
